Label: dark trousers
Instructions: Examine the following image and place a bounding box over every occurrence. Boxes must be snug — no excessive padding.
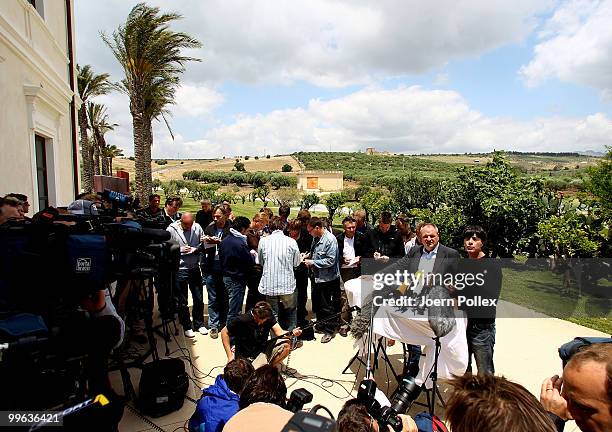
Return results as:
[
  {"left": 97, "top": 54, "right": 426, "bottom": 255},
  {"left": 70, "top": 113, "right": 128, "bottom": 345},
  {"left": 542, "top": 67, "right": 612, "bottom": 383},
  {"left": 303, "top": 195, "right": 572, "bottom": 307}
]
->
[
  {"left": 245, "top": 269, "right": 264, "bottom": 312},
  {"left": 295, "top": 268, "right": 309, "bottom": 327},
  {"left": 176, "top": 267, "right": 204, "bottom": 331},
  {"left": 340, "top": 267, "right": 360, "bottom": 325},
  {"left": 312, "top": 278, "right": 341, "bottom": 334},
  {"left": 466, "top": 320, "right": 496, "bottom": 375}
]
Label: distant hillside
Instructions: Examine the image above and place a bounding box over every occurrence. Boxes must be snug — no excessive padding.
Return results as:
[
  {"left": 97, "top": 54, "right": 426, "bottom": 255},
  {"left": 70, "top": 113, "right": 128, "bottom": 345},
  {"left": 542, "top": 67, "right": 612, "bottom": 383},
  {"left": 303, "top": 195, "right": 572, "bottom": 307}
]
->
[
  {"left": 113, "top": 155, "right": 301, "bottom": 181},
  {"left": 294, "top": 151, "right": 599, "bottom": 187}
]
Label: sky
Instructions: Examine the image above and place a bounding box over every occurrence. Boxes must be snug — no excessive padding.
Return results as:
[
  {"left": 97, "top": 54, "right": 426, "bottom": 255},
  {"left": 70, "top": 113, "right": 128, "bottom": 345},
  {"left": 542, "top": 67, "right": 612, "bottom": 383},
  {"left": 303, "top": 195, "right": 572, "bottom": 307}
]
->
[{"left": 74, "top": 0, "right": 612, "bottom": 159}]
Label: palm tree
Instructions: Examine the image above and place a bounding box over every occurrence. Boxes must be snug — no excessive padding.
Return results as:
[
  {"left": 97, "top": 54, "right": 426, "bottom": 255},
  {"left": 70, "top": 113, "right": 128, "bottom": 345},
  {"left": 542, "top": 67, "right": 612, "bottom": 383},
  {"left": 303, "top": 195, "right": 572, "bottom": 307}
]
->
[
  {"left": 87, "top": 102, "right": 117, "bottom": 176},
  {"left": 103, "top": 145, "right": 124, "bottom": 174},
  {"left": 103, "top": 3, "right": 201, "bottom": 203},
  {"left": 76, "top": 64, "right": 112, "bottom": 192}
]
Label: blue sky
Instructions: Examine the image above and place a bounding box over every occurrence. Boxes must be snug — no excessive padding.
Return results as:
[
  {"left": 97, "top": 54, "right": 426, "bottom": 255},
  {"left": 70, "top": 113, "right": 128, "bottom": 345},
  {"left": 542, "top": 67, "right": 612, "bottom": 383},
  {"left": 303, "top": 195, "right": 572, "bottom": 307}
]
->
[{"left": 75, "top": 0, "right": 612, "bottom": 158}]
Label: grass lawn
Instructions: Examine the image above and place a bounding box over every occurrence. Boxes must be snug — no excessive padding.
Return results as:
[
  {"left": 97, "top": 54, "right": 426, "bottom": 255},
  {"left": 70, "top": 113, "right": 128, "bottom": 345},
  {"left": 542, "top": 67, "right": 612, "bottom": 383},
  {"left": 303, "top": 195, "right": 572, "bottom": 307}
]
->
[
  {"left": 169, "top": 196, "right": 331, "bottom": 221},
  {"left": 500, "top": 264, "right": 611, "bottom": 334}
]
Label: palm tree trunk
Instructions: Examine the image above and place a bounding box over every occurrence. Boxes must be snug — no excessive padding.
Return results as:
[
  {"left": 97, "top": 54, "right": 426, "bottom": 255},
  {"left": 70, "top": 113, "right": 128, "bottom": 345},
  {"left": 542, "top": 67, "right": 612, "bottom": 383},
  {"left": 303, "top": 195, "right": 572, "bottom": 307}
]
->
[
  {"left": 144, "top": 120, "right": 153, "bottom": 197},
  {"left": 78, "top": 105, "right": 93, "bottom": 192},
  {"left": 131, "top": 87, "right": 149, "bottom": 204},
  {"left": 100, "top": 134, "right": 109, "bottom": 176},
  {"left": 109, "top": 156, "right": 113, "bottom": 174},
  {"left": 93, "top": 136, "right": 101, "bottom": 176}
]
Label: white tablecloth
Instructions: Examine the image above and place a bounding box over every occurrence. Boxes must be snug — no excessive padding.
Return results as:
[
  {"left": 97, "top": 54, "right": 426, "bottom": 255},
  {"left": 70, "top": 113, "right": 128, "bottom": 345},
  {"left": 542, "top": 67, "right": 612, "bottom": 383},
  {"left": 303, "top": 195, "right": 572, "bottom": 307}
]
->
[{"left": 344, "top": 276, "right": 468, "bottom": 387}]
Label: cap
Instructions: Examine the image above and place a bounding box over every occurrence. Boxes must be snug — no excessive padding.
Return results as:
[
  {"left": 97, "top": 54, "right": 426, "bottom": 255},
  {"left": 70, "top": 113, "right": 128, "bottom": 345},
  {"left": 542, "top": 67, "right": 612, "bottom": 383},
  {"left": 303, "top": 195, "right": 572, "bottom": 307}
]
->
[{"left": 67, "top": 199, "right": 99, "bottom": 216}]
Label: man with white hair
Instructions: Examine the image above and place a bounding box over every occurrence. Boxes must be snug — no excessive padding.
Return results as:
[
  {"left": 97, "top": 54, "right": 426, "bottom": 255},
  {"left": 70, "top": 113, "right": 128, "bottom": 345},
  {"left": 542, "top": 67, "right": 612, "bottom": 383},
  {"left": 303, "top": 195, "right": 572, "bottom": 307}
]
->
[{"left": 167, "top": 212, "right": 206, "bottom": 338}]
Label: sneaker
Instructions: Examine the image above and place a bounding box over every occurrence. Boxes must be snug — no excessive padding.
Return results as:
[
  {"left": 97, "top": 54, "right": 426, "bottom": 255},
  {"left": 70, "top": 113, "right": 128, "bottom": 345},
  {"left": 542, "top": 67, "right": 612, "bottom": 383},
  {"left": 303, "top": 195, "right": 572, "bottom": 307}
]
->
[
  {"left": 184, "top": 329, "right": 196, "bottom": 338},
  {"left": 338, "top": 325, "right": 350, "bottom": 337},
  {"left": 321, "top": 333, "right": 334, "bottom": 344},
  {"left": 198, "top": 326, "right": 209, "bottom": 335},
  {"left": 209, "top": 328, "right": 219, "bottom": 339}
]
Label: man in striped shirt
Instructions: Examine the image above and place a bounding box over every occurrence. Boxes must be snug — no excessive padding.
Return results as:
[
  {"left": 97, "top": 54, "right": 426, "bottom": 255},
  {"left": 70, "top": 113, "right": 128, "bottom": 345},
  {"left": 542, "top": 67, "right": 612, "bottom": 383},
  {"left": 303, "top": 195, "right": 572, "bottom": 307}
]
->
[{"left": 258, "top": 216, "right": 302, "bottom": 330}]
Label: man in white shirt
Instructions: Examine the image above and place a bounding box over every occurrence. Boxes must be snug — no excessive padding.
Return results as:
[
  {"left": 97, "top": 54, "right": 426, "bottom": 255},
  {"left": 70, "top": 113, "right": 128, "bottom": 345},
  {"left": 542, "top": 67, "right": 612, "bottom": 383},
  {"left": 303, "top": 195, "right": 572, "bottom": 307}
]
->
[
  {"left": 336, "top": 216, "right": 373, "bottom": 336},
  {"left": 258, "top": 216, "right": 301, "bottom": 330}
]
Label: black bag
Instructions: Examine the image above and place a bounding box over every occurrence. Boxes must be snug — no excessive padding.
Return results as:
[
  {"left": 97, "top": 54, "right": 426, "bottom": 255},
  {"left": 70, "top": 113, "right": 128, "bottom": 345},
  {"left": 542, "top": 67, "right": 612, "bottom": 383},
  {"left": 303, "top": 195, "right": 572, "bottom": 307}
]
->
[{"left": 138, "top": 358, "right": 189, "bottom": 417}]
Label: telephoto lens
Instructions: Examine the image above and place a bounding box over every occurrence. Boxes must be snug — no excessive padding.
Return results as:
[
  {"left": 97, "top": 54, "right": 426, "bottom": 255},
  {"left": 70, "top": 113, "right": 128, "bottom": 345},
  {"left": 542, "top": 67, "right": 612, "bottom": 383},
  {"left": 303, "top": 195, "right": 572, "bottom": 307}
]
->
[{"left": 390, "top": 375, "right": 421, "bottom": 414}]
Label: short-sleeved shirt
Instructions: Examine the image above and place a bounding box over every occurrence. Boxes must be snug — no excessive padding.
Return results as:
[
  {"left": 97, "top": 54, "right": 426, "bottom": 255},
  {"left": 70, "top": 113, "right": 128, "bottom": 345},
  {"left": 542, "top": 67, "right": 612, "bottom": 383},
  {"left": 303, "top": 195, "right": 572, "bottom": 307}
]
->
[{"left": 227, "top": 312, "right": 277, "bottom": 359}]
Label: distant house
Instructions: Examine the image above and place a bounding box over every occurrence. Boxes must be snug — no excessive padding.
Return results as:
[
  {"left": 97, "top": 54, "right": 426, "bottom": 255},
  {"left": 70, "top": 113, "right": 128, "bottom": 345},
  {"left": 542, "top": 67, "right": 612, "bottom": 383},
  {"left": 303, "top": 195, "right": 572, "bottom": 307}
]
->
[
  {"left": 0, "top": 0, "right": 80, "bottom": 211},
  {"left": 296, "top": 171, "right": 343, "bottom": 192},
  {"left": 365, "top": 147, "right": 376, "bottom": 155}
]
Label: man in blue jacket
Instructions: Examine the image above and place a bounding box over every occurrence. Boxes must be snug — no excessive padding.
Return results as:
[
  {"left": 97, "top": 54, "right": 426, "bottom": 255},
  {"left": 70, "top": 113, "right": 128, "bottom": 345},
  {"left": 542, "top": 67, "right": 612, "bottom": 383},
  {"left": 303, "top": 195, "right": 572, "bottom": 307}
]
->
[
  {"left": 188, "top": 358, "right": 254, "bottom": 432},
  {"left": 219, "top": 216, "right": 254, "bottom": 327},
  {"left": 304, "top": 217, "right": 341, "bottom": 343}
]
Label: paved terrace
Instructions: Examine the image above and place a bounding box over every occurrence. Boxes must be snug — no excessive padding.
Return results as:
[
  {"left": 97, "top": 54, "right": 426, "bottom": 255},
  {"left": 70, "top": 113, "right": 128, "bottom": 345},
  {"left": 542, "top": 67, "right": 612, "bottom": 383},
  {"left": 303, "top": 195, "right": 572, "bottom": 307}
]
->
[{"left": 114, "top": 299, "right": 607, "bottom": 432}]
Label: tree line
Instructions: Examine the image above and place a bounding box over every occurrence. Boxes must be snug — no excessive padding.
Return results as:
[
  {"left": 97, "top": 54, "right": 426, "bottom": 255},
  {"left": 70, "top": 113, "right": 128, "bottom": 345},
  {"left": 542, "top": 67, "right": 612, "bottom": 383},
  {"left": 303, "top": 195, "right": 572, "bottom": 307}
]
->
[{"left": 182, "top": 170, "right": 297, "bottom": 189}]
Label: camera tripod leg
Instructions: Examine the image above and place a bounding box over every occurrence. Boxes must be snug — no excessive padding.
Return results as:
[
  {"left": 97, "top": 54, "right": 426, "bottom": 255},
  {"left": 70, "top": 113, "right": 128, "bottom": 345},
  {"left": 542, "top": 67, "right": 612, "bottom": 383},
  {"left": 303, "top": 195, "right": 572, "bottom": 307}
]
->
[{"left": 342, "top": 350, "right": 367, "bottom": 374}]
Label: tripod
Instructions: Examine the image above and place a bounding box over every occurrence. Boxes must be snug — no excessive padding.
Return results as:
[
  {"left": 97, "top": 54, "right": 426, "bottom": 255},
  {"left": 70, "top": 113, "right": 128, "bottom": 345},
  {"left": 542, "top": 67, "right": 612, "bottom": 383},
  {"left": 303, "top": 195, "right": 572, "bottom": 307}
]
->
[
  {"left": 342, "top": 336, "right": 402, "bottom": 386},
  {"left": 111, "top": 272, "right": 178, "bottom": 402},
  {"left": 401, "top": 336, "right": 444, "bottom": 415},
  {"left": 423, "top": 336, "right": 444, "bottom": 415}
]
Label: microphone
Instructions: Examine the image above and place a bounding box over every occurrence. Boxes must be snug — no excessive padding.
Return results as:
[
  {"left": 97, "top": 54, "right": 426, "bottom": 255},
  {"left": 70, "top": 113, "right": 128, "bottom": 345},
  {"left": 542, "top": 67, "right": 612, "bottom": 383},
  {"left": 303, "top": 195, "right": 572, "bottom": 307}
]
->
[{"left": 427, "top": 285, "right": 456, "bottom": 338}]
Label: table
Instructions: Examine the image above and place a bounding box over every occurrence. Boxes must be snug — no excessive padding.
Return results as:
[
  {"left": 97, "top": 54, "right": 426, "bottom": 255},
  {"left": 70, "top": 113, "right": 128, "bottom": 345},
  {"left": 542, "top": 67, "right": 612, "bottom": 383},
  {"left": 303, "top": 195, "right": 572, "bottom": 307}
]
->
[{"left": 344, "top": 276, "right": 468, "bottom": 388}]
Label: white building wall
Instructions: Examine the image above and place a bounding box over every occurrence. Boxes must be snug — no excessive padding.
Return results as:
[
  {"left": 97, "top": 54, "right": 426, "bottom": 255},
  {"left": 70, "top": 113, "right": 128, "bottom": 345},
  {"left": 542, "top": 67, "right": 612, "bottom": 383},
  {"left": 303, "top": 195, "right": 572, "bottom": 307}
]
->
[{"left": 0, "top": 0, "right": 77, "bottom": 211}]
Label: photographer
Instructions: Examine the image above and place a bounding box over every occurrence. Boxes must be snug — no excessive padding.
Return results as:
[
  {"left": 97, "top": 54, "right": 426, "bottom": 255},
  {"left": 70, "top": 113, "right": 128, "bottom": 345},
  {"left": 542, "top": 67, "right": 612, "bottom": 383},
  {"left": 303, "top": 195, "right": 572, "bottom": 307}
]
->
[
  {"left": 337, "top": 399, "right": 417, "bottom": 432},
  {"left": 167, "top": 212, "right": 206, "bottom": 338},
  {"left": 221, "top": 301, "right": 301, "bottom": 368},
  {"left": 446, "top": 374, "right": 556, "bottom": 432},
  {"left": 223, "top": 365, "right": 294, "bottom": 432},
  {"left": 188, "top": 358, "right": 254, "bottom": 432},
  {"left": 540, "top": 343, "right": 612, "bottom": 432}
]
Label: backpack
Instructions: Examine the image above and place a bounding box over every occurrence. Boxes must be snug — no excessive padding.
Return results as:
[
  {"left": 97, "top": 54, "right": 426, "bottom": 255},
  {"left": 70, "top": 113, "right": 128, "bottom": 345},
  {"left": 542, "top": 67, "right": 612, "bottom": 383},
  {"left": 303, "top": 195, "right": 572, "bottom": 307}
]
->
[
  {"left": 558, "top": 337, "right": 612, "bottom": 367},
  {"left": 414, "top": 412, "right": 448, "bottom": 432}
]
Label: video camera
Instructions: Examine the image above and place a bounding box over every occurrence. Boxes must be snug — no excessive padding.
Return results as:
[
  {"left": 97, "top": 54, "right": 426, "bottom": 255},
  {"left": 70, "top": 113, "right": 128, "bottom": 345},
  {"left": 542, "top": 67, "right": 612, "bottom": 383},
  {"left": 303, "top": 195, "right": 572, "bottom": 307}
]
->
[
  {"left": 357, "top": 376, "right": 421, "bottom": 432},
  {"left": 0, "top": 207, "right": 180, "bottom": 412}
]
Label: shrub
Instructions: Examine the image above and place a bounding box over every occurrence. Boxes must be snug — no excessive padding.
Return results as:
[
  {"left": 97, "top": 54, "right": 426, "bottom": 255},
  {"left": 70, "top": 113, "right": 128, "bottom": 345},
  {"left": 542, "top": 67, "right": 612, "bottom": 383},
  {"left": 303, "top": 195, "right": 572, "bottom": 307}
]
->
[
  {"left": 155, "top": 159, "right": 168, "bottom": 165},
  {"left": 281, "top": 164, "right": 293, "bottom": 172}
]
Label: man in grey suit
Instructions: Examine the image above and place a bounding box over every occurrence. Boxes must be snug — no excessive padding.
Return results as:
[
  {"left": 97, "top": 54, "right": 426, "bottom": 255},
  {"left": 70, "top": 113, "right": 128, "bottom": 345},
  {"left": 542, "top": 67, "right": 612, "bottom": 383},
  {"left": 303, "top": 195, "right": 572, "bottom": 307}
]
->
[{"left": 381, "top": 222, "right": 460, "bottom": 377}]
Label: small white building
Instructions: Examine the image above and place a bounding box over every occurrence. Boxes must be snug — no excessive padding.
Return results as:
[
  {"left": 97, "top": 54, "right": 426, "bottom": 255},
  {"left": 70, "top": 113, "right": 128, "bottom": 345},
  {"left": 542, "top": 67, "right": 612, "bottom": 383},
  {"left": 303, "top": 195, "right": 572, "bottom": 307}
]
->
[
  {"left": 296, "top": 170, "right": 343, "bottom": 192},
  {"left": 0, "top": 0, "right": 79, "bottom": 211}
]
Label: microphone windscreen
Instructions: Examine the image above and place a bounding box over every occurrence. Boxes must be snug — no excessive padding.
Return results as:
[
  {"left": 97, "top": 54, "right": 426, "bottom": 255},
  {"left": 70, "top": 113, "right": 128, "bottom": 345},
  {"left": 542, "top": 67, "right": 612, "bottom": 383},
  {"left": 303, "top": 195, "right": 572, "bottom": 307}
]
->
[{"left": 427, "top": 285, "right": 456, "bottom": 338}]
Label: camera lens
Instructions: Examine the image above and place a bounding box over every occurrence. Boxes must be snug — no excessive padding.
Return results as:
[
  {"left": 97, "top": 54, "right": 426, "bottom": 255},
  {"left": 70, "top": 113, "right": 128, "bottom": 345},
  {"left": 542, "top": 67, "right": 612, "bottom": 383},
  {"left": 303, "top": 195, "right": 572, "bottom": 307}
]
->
[{"left": 390, "top": 376, "right": 420, "bottom": 414}]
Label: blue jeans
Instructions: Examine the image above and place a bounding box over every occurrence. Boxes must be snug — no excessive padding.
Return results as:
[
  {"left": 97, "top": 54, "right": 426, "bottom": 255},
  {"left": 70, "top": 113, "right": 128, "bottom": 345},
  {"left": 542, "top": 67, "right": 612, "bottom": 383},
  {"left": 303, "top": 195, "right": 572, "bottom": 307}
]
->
[
  {"left": 266, "top": 292, "right": 297, "bottom": 331},
  {"left": 205, "top": 266, "right": 227, "bottom": 330},
  {"left": 466, "top": 321, "right": 496, "bottom": 375},
  {"left": 224, "top": 275, "right": 246, "bottom": 327}
]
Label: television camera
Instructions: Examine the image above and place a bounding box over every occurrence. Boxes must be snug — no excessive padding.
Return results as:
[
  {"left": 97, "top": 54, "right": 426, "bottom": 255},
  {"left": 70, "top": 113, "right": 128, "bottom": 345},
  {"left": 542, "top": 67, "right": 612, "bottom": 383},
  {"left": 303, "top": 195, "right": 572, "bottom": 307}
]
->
[{"left": 0, "top": 200, "right": 180, "bottom": 413}]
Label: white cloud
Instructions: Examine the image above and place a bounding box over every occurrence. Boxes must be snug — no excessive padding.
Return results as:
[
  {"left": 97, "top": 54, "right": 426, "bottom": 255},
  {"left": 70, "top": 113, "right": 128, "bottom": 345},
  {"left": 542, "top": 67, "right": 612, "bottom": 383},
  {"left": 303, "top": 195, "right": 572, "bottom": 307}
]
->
[
  {"left": 520, "top": 0, "right": 612, "bottom": 96},
  {"left": 131, "top": 86, "right": 611, "bottom": 158},
  {"left": 76, "top": 0, "right": 551, "bottom": 88},
  {"left": 172, "top": 85, "right": 224, "bottom": 117}
]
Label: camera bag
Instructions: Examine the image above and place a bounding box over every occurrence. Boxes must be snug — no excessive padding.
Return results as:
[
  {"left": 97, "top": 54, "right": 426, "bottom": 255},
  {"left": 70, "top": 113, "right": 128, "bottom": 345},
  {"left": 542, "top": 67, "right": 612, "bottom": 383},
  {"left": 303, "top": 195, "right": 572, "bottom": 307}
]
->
[{"left": 138, "top": 358, "right": 189, "bottom": 417}]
